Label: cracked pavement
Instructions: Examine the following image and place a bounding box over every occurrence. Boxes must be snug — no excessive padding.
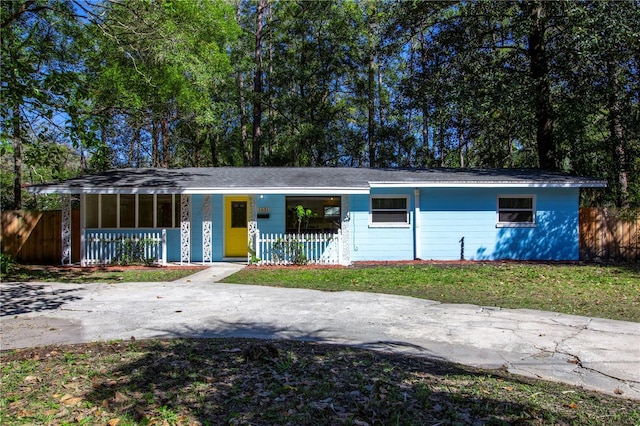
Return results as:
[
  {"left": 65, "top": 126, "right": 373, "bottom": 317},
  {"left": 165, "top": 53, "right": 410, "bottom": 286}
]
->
[{"left": 1, "top": 267, "right": 639, "bottom": 400}]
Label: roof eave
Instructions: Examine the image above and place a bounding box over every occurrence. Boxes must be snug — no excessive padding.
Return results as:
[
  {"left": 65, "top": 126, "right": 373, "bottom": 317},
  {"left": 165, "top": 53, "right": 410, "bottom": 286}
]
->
[
  {"left": 28, "top": 186, "right": 371, "bottom": 195},
  {"left": 369, "top": 182, "right": 608, "bottom": 188}
]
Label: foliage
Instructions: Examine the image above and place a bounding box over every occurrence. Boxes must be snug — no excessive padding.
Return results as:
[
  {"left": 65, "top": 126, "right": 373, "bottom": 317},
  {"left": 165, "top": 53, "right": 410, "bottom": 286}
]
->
[
  {"left": 0, "top": 253, "right": 17, "bottom": 275},
  {"left": 1, "top": 0, "right": 639, "bottom": 206},
  {"left": 0, "top": 0, "right": 87, "bottom": 209},
  {"left": 1, "top": 339, "right": 637, "bottom": 425},
  {"left": 271, "top": 237, "right": 308, "bottom": 265},
  {"left": 294, "top": 204, "right": 315, "bottom": 233},
  {"left": 109, "top": 237, "right": 158, "bottom": 267}
]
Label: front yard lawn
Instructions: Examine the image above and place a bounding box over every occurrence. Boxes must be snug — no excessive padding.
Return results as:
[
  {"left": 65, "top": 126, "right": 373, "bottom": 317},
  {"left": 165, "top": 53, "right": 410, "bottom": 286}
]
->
[
  {"left": 223, "top": 262, "right": 640, "bottom": 322},
  {"left": 2, "top": 339, "right": 638, "bottom": 425}
]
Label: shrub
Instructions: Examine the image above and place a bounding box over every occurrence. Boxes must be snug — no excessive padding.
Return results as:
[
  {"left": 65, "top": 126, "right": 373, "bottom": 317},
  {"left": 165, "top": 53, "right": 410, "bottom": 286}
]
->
[{"left": 0, "top": 253, "right": 17, "bottom": 274}]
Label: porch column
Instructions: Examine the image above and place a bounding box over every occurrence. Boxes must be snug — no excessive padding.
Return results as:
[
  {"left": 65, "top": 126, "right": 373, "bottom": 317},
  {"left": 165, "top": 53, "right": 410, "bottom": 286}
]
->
[
  {"left": 247, "top": 194, "right": 258, "bottom": 263},
  {"left": 414, "top": 188, "right": 421, "bottom": 260},
  {"left": 180, "top": 194, "right": 191, "bottom": 264},
  {"left": 80, "top": 194, "right": 86, "bottom": 266},
  {"left": 202, "top": 194, "right": 212, "bottom": 263},
  {"left": 61, "top": 194, "right": 72, "bottom": 265},
  {"left": 340, "top": 195, "right": 351, "bottom": 265}
]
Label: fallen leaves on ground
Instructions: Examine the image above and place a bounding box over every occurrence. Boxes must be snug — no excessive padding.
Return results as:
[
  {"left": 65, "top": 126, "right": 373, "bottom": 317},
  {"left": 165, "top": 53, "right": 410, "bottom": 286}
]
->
[{"left": 1, "top": 338, "right": 638, "bottom": 425}]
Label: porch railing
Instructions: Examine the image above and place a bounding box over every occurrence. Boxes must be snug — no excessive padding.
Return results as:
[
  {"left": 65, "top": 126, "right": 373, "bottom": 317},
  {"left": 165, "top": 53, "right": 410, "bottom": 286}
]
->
[
  {"left": 255, "top": 230, "right": 342, "bottom": 265},
  {"left": 83, "top": 230, "right": 167, "bottom": 266}
]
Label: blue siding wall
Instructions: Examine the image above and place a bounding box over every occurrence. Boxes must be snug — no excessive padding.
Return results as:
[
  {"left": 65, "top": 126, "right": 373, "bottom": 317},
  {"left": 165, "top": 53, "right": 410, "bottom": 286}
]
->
[
  {"left": 256, "top": 194, "right": 286, "bottom": 235},
  {"left": 169, "top": 188, "right": 580, "bottom": 263},
  {"left": 420, "top": 187, "right": 580, "bottom": 261},
  {"left": 212, "top": 195, "right": 224, "bottom": 260},
  {"left": 349, "top": 189, "right": 415, "bottom": 261},
  {"left": 166, "top": 229, "right": 180, "bottom": 261}
]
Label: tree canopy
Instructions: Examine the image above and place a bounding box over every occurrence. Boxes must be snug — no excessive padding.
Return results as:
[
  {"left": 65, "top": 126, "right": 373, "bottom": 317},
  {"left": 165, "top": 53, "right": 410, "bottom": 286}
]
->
[{"left": 1, "top": 0, "right": 638, "bottom": 208}]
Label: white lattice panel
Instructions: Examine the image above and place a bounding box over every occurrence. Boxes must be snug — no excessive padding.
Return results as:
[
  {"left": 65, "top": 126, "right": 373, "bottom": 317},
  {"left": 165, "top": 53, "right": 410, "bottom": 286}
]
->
[
  {"left": 61, "top": 194, "right": 72, "bottom": 265},
  {"left": 180, "top": 194, "right": 191, "bottom": 264},
  {"left": 340, "top": 196, "right": 350, "bottom": 265}
]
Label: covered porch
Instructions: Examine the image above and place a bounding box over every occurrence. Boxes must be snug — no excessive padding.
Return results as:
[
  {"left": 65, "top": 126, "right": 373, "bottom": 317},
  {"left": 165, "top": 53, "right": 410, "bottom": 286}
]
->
[{"left": 57, "top": 192, "right": 351, "bottom": 267}]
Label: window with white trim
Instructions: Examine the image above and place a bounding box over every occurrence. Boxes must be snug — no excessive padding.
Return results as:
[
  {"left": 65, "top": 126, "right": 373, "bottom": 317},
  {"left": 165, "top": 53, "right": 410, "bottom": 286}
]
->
[
  {"left": 497, "top": 195, "right": 535, "bottom": 226},
  {"left": 370, "top": 196, "right": 409, "bottom": 226}
]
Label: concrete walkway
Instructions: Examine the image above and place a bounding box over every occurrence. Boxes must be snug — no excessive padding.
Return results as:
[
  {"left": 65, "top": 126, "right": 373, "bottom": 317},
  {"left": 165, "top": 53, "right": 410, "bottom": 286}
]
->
[{"left": 1, "top": 264, "right": 639, "bottom": 400}]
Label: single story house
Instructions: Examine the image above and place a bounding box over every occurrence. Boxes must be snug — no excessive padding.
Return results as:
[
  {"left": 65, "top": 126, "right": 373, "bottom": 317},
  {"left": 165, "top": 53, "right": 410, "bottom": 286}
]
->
[{"left": 29, "top": 167, "right": 606, "bottom": 266}]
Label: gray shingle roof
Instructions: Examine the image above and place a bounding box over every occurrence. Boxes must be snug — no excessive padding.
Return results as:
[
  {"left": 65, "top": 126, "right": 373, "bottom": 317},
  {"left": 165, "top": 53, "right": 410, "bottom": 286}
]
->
[{"left": 28, "top": 167, "right": 607, "bottom": 194}]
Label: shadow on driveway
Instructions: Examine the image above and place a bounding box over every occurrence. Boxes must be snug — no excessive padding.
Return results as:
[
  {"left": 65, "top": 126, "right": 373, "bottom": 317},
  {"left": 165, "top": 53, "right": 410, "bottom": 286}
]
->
[{"left": 0, "top": 283, "right": 83, "bottom": 317}]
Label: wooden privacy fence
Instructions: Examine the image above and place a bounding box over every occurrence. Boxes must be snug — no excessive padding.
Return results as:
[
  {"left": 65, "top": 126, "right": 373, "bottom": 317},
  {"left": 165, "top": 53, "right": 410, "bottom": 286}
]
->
[
  {"left": 1, "top": 210, "right": 80, "bottom": 264},
  {"left": 580, "top": 208, "right": 640, "bottom": 261}
]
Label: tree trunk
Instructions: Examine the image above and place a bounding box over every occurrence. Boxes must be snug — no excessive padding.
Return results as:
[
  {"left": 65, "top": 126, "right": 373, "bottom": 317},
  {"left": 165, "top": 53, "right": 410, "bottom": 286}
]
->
[
  {"left": 377, "top": 57, "right": 385, "bottom": 129},
  {"left": 235, "top": 2, "right": 249, "bottom": 166},
  {"left": 210, "top": 132, "right": 219, "bottom": 167},
  {"left": 12, "top": 102, "right": 22, "bottom": 209},
  {"left": 151, "top": 117, "right": 159, "bottom": 167},
  {"left": 419, "top": 31, "right": 431, "bottom": 166},
  {"left": 367, "top": 13, "right": 376, "bottom": 167},
  {"left": 160, "top": 113, "right": 169, "bottom": 168},
  {"left": 251, "top": 0, "right": 266, "bottom": 166},
  {"left": 527, "top": 1, "right": 557, "bottom": 170},
  {"left": 439, "top": 123, "right": 445, "bottom": 167},
  {"left": 267, "top": 1, "right": 275, "bottom": 158},
  {"left": 459, "top": 130, "right": 465, "bottom": 168},
  {"left": 607, "top": 62, "right": 630, "bottom": 208}
]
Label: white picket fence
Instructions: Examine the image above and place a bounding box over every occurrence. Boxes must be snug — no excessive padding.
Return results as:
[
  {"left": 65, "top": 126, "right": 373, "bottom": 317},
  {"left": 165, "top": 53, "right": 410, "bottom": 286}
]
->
[
  {"left": 83, "top": 230, "right": 167, "bottom": 266},
  {"left": 255, "top": 230, "right": 342, "bottom": 265}
]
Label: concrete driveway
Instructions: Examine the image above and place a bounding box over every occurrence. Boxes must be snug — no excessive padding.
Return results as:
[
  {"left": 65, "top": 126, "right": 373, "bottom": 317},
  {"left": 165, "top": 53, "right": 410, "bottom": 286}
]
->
[{"left": 1, "top": 264, "right": 639, "bottom": 400}]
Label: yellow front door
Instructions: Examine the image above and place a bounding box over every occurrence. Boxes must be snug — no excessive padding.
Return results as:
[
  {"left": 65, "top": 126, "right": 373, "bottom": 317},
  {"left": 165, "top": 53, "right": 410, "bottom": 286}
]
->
[{"left": 225, "top": 196, "right": 248, "bottom": 257}]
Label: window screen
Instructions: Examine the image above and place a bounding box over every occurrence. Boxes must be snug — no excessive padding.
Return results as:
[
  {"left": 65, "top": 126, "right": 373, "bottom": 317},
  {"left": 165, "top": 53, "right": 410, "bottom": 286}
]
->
[
  {"left": 371, "top": 197, "right": 409, "bottom": 224},
  {"left": 498, "top": 196, "right": 535, "bottom": 224}
]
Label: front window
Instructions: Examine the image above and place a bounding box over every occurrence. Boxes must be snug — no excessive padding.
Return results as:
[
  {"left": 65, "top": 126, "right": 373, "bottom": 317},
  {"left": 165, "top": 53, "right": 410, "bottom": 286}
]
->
[
  {"left": 497, "top": 196, "right": 535, "bottom": 226},
  {"left": 370, "top": 196, "right": 409, "bottom": 226}
]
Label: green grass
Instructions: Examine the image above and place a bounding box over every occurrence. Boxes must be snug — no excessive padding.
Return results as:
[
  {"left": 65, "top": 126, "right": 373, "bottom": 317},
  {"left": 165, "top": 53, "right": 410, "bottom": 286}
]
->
[
  {"left": 223, "top": 262, "right": 640, "bottom": 322},
  {"left": 2, "top": 339, "right": 638, "bottom": 425}
]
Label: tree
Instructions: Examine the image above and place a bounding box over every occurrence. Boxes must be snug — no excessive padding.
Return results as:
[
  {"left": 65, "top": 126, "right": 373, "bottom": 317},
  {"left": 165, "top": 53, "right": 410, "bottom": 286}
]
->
[
  {"left": 85, "top": 0, "right": 240, "bottom": 168},
  {"left": 1, "top": 0, "right": 85, "bottom": 208}
]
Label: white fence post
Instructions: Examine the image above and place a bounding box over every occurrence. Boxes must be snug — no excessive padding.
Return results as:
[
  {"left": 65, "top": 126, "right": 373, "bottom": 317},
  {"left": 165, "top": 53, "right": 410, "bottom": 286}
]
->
[
  {"left": 162, "top": 229, "right": 167, "bottom": 265},
  {"left": 338, "top": 228, "right": 343, "bottom": 265},
  {"left": 255, "top": 229, "right": 261, "bottom": 264}
]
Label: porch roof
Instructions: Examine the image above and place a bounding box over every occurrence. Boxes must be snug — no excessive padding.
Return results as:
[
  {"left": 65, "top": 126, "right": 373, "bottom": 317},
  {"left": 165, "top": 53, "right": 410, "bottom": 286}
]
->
[{"left": 28, "top": 167, "right": 607, "bottom": 195}]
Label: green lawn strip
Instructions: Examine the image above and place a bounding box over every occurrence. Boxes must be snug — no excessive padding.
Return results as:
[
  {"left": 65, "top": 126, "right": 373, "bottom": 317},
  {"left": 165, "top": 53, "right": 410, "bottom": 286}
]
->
[
  {"left": 1, "top": 266, "right": 205, "bottom": 284},
  {"left": 223, "top": 263, "right": 640, "bottom": 322},
  {"left": 1, "top": 339, "right": 638, "bottom": 425}
]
